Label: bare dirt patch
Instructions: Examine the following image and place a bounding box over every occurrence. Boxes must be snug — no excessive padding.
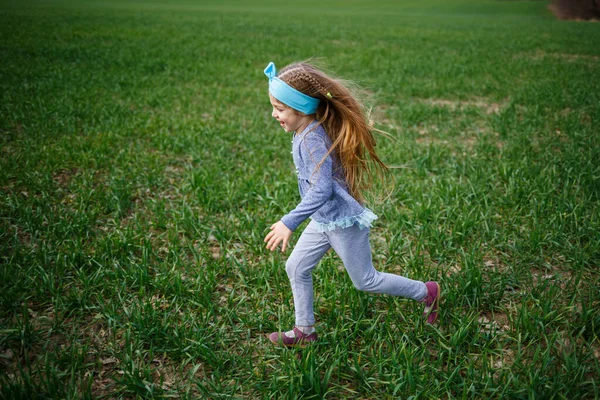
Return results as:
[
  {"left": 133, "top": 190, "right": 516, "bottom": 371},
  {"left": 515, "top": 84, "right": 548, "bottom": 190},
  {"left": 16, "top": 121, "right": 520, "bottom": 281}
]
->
[
  {"left": 415, "top": 126, "right": 502, "bottom": 153},
  {"left": 492, "top": 348, "right": 516, "bottom": 373},
  {"left": 52, "top": 168, "right": 78, "bottom": 188},
  {"left": 329, "top": 39, "right": 359, "bottom": 46},
  {"left": 478, "top": 312, "right": 511, "bottom": 334},
  {"left": 516, "top": 49, "right": 599, "bottom": 63},
  {"left": 530, "top": 258, "right": 573, "bottom": 289},
  {"left": 419, "top": 97, "right": 507, "bottom": 115},
  {"left": 445, "top": 262, "right": 462, "bottom": 276},
  {"left": 482, "top": 255, "right": 509, "bottom": 273}
]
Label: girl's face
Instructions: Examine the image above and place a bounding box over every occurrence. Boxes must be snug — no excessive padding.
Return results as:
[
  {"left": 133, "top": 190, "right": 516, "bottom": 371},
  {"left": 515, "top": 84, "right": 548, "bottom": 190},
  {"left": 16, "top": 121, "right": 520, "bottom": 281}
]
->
[{"left": 269, "top": 94, "right": 313, "bottom": 134}]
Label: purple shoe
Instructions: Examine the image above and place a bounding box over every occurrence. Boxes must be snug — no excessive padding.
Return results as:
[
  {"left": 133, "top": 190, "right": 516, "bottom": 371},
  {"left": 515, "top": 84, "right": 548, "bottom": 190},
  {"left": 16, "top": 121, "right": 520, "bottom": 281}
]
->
[
  {"left": 268, "top": 327, "right": 318, "bottom": 347},
  {"left": 422, "top": 281, "right": 441, "bottom": 324}
]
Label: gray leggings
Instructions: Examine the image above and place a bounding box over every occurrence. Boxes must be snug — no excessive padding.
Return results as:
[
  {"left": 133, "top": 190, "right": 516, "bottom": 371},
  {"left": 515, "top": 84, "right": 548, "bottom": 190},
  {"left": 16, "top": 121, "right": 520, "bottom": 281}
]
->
[{"left": 286, "top": 220, "right": 428, "bottom": 327}]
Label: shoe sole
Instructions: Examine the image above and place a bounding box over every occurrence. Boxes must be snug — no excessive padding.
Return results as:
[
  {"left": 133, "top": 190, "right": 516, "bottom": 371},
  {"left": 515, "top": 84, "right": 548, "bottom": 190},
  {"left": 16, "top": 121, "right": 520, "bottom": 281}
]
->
[
  {"left": 267, "top": 333, "right": 317, "bottom": 347},
  {"left": 424, "top": 282, "right": 441, "bottom": 324}
]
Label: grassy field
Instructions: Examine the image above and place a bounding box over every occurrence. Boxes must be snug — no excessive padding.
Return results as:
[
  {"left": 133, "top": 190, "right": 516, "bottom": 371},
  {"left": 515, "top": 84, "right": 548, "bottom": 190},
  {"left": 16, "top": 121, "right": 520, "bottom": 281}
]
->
[{"left": 1, "top": 0, "right": 599, "bottom": 398}]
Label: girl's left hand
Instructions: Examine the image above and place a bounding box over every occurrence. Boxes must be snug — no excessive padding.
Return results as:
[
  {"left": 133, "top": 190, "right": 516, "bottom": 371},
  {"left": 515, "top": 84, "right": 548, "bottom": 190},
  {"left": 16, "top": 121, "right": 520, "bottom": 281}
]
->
[{"left": 264, "top": 221, "right": 292, "bottom": 252}]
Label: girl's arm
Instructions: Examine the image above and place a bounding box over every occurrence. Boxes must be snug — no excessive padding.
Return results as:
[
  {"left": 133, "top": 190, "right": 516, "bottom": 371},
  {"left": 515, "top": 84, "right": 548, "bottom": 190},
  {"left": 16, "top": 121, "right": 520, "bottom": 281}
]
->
[{"left": 280, "top": 134, "right": 333, "bottom": 231}]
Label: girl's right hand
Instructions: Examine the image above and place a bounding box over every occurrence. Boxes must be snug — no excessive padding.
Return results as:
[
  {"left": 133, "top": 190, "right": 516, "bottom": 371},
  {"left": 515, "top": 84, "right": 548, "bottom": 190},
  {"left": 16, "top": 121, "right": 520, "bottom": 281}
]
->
[{"left": 264, "top": 221, "right": 293, "bottom": 252}]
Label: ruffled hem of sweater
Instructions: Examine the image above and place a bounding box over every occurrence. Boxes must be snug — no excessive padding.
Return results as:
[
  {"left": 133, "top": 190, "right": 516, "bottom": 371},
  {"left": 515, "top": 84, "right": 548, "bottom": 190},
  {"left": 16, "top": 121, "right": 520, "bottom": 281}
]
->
[{"left": 314, "top": 208, "right": 378, "bottom": 232}]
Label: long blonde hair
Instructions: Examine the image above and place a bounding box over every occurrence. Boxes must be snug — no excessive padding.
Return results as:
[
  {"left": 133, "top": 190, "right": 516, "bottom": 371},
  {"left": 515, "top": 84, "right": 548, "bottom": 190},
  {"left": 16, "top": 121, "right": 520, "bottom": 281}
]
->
[{"left": 278, "top": 62, "right": 388, "bottom": 204}]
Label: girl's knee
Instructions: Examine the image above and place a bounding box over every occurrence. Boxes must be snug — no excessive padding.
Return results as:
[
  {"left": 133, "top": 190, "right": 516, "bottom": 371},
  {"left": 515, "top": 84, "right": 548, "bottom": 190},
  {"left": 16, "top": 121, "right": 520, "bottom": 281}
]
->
[
  {"left": 286, "top": 257, "right": 317, "bottom": 281},
  {"left": 285, "top": 258, "right": 296, "bottom": 278},
  {"left": 285, "top": 257, "right": 306, "bottom": 279}
]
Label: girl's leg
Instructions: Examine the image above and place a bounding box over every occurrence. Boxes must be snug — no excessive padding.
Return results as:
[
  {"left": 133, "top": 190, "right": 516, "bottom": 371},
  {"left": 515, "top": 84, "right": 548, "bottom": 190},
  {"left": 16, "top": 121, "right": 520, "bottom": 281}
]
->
[
  {"left": 285, "top": 220, "right": 331, "bottom": 327},
  {"left": 327, "top": 224, "right": 428, "bottom": 301}
]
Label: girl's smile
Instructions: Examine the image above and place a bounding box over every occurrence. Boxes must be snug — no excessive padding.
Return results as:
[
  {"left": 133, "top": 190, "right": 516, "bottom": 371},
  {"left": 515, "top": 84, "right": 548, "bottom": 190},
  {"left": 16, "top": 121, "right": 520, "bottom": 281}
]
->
[{"left": 269, "top": 94, "right": 313, "bottom": 133}]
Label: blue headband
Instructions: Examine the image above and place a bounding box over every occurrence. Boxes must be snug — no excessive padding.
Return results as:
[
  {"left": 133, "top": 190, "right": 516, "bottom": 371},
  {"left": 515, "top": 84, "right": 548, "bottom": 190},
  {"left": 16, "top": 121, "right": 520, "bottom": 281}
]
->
[{"left": 264, "top": 62, "right": 320, "bottom": 115}]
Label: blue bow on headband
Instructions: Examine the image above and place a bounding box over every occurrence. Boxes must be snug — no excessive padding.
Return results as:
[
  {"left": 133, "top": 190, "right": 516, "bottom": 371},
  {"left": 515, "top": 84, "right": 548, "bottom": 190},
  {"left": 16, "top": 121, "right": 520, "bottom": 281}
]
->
[{"left": 264, "top": 62, "right": 320, "bottom": 115}]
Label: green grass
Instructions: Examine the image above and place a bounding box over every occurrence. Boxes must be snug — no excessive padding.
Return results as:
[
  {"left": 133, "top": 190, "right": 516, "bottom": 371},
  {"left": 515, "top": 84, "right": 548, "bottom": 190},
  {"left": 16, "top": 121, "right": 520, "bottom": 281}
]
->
[{"left": 1, "top": 0, "right": 599, "bottom": 398}]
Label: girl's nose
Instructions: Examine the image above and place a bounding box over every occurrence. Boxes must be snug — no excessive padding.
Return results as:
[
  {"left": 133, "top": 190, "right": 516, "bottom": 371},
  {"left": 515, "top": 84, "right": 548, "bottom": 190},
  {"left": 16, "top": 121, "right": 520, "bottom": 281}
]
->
[{"left": 271, "top": 109, "right": 277, "bottom": 118}]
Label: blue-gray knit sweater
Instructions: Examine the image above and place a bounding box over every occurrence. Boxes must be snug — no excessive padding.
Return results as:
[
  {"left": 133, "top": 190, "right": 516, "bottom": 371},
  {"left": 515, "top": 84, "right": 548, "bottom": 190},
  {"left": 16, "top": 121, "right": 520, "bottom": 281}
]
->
[{"left": 280, "top": 121, "right": 377, "bottom": 232}]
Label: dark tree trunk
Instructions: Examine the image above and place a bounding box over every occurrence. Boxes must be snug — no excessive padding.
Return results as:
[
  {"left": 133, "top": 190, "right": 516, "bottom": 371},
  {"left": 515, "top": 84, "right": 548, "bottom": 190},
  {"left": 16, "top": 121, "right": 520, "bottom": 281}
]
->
[{"left": 551, "top": 0, "right": 600, "bottom": 20}]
